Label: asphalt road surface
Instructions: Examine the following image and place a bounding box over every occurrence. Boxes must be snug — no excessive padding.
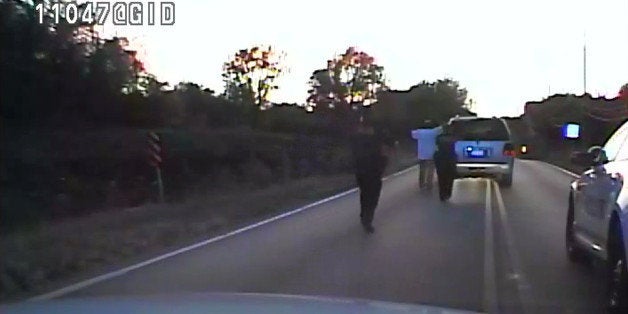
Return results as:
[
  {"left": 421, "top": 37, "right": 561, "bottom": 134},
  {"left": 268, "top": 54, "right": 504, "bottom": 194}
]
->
[{"left": 44, "top": 159, "right": 608, "bottom": 313}]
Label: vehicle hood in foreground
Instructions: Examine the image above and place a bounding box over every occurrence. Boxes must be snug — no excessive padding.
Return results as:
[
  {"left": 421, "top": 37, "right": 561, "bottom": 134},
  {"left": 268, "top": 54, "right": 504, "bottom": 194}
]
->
[{"left": 1, "top": 292, "right": 483, "bottom": 314}]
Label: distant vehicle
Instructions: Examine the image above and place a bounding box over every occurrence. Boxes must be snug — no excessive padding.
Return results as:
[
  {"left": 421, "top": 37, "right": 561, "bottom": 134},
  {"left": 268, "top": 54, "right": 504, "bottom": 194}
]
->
[
  {"left": 447, "top": 116, "right": 515, "bottom": 187},
  {"left": 567, "top": 119, "right": 628, "bottom": 312},
  {"left": 520, "top": 144, "right": 528, "bottom": 155},
  {"left": 0, "top": 292, "right": 481, "bottom": 314}
]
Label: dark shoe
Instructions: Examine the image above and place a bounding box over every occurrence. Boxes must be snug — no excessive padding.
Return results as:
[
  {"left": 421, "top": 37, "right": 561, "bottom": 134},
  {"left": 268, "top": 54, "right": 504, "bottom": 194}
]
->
[{"left": 363, "top": 224, "right": 375, "bottom": 234}]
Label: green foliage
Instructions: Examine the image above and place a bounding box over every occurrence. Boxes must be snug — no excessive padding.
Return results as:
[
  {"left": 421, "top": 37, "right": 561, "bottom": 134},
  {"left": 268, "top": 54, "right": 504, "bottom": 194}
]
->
[
  {"left": 0, "top": 1, "right": 146, "bottom": 127},
  {"left": 240, "top": 158, "right": 274, "bottom": 188},
  {"left": 367, "top": 79, "right": 473, "bottom": 140}
]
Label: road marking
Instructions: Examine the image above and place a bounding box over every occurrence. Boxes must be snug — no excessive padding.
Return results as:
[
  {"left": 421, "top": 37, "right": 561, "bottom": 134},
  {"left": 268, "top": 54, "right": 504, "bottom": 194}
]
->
[
  {"left": 538, "top": 160, "right": 579, "bottom": 178},
  {"left": 29, "top": 165, "right": 418, "bottom": 302},
  {"left": 383, "top": 164, "right": 417, "bottom": 181},
  {"left": 493, "top": 181, "right": 533, "bottom": 314},
  {"left": 483, "top": 180, "right": 498, "bottom": 314}
]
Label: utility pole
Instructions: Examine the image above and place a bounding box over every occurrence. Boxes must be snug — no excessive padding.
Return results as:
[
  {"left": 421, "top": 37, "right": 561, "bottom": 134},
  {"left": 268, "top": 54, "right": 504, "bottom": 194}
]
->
[{"left": 583, "top": 31, "right": 587, "bottom": 95}]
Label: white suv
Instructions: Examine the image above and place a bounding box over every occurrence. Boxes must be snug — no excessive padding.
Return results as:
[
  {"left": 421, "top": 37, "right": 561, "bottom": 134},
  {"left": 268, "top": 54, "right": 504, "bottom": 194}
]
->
[
  {"left": 567, "top": 120, "right": 628, "bottom": 312},
  {"left": 448, "top": 116, "right": 515, "bottom": 187}
]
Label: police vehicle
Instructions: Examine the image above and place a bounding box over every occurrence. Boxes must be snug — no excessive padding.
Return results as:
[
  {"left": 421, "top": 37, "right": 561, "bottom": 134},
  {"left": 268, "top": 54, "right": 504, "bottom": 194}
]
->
[{"left": 567, "top": 120, "right": 628, "bottom": 312}]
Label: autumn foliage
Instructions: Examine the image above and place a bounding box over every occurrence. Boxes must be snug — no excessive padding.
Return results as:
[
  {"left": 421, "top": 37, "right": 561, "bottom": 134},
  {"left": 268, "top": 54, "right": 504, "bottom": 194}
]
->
[
  {"left": 620, "top": 83, "right": 628, "bottom": 106},
  {"left": 307, "top": 47, "right": 386, "bottom": 112},
  {"left": 222, "top": 46, "right": 285, "bottom": 109}
]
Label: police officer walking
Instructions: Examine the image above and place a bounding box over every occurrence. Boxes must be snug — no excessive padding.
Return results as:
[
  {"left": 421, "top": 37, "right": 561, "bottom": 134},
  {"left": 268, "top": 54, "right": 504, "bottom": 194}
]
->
[
  {"left": 350, "top": 116, "right": 393, "bottom": 233},
  {"left": 434, "top": 124, "right": 458, "bottom": 201}
]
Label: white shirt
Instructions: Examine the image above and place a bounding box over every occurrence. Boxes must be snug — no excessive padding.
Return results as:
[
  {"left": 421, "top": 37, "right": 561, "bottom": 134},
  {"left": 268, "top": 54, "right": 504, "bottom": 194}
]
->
[{"left": 411, "top": 126, "right": 443, "bottom": 160}]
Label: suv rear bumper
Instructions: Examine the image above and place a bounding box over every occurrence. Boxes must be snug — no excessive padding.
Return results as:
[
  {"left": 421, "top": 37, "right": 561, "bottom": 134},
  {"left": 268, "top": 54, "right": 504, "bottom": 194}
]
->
[{"left": 456, "top": 163, "right": 512, "bottom": 178}]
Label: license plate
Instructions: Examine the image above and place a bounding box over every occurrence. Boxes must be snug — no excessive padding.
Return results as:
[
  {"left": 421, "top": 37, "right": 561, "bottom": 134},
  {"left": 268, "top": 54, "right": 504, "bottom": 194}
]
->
[{"left": 467, "top": 148, "right": 487, "bottom": 158}]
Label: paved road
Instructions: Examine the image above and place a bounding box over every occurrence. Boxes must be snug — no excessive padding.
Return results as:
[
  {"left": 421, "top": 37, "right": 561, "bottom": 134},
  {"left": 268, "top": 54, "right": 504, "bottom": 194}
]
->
[{"left": 51, "top": 160, "right": 606, "bottom": 313}]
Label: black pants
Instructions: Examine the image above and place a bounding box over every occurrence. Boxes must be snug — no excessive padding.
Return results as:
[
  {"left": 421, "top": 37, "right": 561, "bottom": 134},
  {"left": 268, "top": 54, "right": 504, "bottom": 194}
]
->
[
  {"left": 356, "top": 172, "right": 383, "bottom": 225},
  {"left": 434, "top": 153, "right": 456, "bottom": 200}
]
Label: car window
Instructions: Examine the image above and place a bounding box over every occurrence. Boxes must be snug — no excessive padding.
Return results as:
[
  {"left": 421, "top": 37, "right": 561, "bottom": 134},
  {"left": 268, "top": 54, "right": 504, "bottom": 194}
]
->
[
  {"left": 605, "top": 122, "right": 628, "bottom": 161},
  {"left": 450, "top": 118, "right": 510, "bottom": 141}
]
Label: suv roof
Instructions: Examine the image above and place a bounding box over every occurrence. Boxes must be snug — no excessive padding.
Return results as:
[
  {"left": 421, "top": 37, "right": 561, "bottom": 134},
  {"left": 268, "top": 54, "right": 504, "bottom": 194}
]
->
[{"left": 448, "top": 117, "right": 511, "bottom": 141}]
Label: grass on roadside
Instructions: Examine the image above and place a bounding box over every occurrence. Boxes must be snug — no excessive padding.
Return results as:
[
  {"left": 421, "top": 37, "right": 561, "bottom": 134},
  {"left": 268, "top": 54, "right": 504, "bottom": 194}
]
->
[
  {"left": 1, "top": 150, "right": 418, "bottom": 302},
  {"left": 541, "top": 149, "right": 587, "bottom": 175}
]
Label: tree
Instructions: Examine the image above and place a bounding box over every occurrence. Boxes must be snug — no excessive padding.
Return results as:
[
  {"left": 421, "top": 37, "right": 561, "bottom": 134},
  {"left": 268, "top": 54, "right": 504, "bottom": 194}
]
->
[
  {"left": 371, "top": 79, "right": 472, "bottom": 137},
  {"left": 431, "top": 78, "right": 469, "bottom": 121},
  {"left": 122, "top": 49, "right": 148, "bottom": 95},
  {"left": 172, "top": 82, "right": 215, "bottom": 128},
  {"left": 620, "top": 83, "right": 628, "bottom": 104},
  {"left": 0, "top": 0, "right": 145, "bottom": 127},
  {"left": 160, "top": 90, "right": 186, "bottom": 127},
  {"left": 83, "top": 37, "right": 145, "bottom": 125},
  {"left": 222, "top": 46, "right": 285, "bottom": 109},
  {"left": 305, "top": 69, "right": 335, "bottom": 113},
  {"left": 306, "top": 47, "right": 386, "bottom": 129},
  {"left": 0, "top": 0, "right": 76, "bottom": 125}
]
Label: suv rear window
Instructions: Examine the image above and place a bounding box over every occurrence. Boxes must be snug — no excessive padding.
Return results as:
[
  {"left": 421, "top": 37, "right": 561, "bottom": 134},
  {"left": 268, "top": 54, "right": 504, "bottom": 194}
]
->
[{"left": 450, "top": 118, "right": 510, "bottom": 141}]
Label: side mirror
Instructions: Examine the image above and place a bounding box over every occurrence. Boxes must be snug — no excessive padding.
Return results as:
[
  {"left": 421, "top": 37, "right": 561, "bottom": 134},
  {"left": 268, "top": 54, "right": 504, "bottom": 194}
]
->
[{"left": 570, "top": 151, "right": 595, "bottom": 167}]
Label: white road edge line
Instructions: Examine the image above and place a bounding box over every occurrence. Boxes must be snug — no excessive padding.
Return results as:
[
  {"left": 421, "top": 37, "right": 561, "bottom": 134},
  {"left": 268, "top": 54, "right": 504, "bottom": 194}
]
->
[
  {"left": 483, "top": 180, "right": 498, "bottom": 314},
  {"left": 493, "top": 181, "right": 533, "bottom": 314},
  {"left": 28, "top": 165, "right": 418, "bottom": 302},
  {"left": 539, "top": 161, "right": 578, "bottom": 178}
]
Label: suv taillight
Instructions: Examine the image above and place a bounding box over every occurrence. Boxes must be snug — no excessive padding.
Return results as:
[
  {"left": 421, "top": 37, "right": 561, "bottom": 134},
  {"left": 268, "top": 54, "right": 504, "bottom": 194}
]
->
[{"left": 503, "top": 143, "right": 516, "bottom": 157}]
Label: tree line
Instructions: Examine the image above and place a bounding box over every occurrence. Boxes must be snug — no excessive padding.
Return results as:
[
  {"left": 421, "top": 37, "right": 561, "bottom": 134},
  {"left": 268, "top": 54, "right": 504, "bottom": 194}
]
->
[
  {"left": 1, "top": 1, "right": 473, "bottom": 132},
  {"left": 1, "top": 0, "right": 473, "bottom": 229},
  {"left": 520, "top": 88, "right": 628, "bottom": 157}
]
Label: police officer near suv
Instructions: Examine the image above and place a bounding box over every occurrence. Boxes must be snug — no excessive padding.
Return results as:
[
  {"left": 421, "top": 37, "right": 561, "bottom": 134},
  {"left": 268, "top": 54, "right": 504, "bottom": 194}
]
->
[{"left": 434, "top": 124, "right": 458, "bottom": 201}]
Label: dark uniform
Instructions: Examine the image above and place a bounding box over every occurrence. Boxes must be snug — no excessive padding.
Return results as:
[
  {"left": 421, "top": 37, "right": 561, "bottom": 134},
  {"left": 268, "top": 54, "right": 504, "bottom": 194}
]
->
[
  {"left": 434, "top": 130, "right": 458, "bottom": 201},
  {"left": 350, "top": 126, "right": 392, "bottom": 233}
]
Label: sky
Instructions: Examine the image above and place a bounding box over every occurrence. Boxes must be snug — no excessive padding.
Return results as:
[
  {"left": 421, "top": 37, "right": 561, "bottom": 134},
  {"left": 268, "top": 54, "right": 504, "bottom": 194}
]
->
[{"left": 103, "top": 0, "right": 628, "bottom": 117}]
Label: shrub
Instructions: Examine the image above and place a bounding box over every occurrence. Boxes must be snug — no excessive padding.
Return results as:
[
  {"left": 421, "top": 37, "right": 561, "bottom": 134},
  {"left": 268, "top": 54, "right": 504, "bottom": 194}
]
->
[{"left": 240, "top": 158, "right": 273, "bottom": 188}]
